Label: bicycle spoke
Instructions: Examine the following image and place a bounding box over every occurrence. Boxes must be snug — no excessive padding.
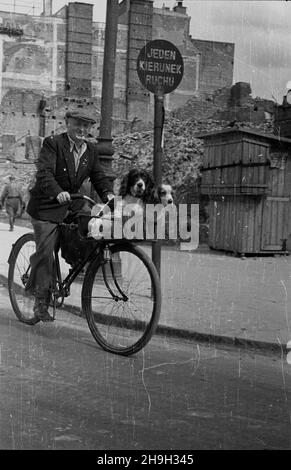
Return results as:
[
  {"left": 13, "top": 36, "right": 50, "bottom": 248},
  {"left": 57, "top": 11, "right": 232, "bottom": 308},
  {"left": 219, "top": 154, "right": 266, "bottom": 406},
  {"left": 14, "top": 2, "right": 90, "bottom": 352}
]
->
[
  {"left": 82, "top": 243, "right": 161, "bottom": 355},
  {"left": 8, "top": 233, "right": 39, "bottom": 325}
]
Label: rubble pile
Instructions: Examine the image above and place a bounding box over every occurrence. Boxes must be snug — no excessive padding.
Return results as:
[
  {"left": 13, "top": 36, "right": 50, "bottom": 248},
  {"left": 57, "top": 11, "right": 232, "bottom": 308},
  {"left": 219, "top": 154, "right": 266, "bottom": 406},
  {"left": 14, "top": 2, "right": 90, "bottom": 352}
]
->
[
  {"left": 0, "top": 93, "right": 276, "bottom": 207},
  {"left": 113, "top": 114, "right": 230, "bottom": 200},
  {"left": 113, "top": 102, "right": 275, "bottom": 202},
  {"left": 171, "top": 87, "right": 231, "bottom": 122}
]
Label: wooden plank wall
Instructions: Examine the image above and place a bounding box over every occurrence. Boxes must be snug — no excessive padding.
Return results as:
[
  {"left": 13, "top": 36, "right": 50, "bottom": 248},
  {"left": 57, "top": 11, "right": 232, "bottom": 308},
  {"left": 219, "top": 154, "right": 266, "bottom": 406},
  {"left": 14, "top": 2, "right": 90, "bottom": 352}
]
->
[
  {"left": 206, "top": 135, "right": 266, "bottom": 253},
  {"left": 208, "top": 196, "right": 264, "bottom": 253},
  {"left": 241, "top": 138, "right": 269, "bottom": 194},
  {"left": 201, "top": 135, "right": 269, "bottom": 195},
  {"left": 261, "top": 150, "right": 291, "bottom": 250},
  {"left": 221, "top": 139, "right": 241, "bottom": 193},
  {"left": 201, "top": 136, "right": 243, "bottom": 194},
  {"left": 261, "top": 199, "right": 287, "bottom": 250},
  {"left": 202, "top": 133, "right": 291, "bottom": 253}
]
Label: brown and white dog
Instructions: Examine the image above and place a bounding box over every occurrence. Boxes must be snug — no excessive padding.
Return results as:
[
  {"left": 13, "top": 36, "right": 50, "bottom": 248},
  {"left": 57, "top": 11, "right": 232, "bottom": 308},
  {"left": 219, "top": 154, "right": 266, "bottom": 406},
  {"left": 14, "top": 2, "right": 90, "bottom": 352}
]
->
[
  {"left": 119, "top": 168, "right": 154, "bottom": 200},
  {"left": 118, "top": 169, "right": 175, "bottom": 238},
  {"left": 151, "top": 183, "right": 174, "bottom": 207},
  {"left": 118, "top": 168, "right": 155, "bottom": 216},
  {"left": 88, "top": 169, "right": 174, "bottom": 239},
  {"left": 119, "top": 169, "right": 174, "bottom": 208}
]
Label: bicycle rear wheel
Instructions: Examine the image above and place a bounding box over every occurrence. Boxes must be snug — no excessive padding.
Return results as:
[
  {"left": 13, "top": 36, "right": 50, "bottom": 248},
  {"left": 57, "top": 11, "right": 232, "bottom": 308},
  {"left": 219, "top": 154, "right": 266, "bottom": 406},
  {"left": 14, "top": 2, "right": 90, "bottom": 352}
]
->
[
  {"left": 8, "top": 232, "right": 40, "bottom": 325},
  {"left": 82, "top": 242, "right": 161, "bottom": 356}
]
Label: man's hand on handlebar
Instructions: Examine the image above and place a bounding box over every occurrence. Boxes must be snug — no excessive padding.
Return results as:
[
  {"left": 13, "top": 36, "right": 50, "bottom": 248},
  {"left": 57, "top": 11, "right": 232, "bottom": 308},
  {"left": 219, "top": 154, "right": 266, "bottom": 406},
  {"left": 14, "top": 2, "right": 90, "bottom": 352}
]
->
[
  {"left": 57, "top": 191, "right": 71, "bottom": 204},
  {"left": 56, "top": 191, "right": 115, "bottom": 206}
]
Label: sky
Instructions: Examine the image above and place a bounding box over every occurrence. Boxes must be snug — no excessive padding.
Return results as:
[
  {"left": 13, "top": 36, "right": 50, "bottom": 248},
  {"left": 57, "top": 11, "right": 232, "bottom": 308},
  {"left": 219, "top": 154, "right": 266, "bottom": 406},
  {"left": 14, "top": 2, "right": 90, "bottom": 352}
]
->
[{"left": 0, "top": 0, "right": 290, "bottom": 102}]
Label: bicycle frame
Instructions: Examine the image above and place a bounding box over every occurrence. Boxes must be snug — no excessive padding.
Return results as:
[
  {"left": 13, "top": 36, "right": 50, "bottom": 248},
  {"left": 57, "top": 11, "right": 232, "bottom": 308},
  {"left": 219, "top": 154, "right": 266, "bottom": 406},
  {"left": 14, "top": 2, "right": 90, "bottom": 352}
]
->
[
  {"left": 8, "top": 192, "right": 161, "bottom": 354},
  {"left": 53, "top": 232, "right": 127, "bottom": 302},
  {"left": 53, "top": 231, "right": 97, "bottom": 299},
  {"left": 53, "top": 194, "right": 116, "bottom": 298}
]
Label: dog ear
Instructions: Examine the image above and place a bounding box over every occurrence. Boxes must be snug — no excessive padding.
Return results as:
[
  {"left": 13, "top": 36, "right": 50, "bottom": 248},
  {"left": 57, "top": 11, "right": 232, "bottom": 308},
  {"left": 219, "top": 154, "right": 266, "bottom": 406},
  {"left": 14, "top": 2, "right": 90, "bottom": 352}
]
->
[
  {"left": 119, "top": 174, "right": 129, "bottom": 196},
  {"left": 152, "top": 187, "right": 160, "bottom": 204},
  {"left": 142, "top": 173, "right": 155, "bottom": 203},
  {"left": 147, "top": 172, "right": 155, "bottom": 190}
]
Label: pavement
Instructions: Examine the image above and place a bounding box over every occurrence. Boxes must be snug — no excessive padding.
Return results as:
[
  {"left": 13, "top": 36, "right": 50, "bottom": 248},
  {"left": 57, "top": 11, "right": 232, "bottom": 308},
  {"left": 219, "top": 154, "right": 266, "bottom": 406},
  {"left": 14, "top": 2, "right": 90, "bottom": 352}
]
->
[{"left": 0, "top": 219, "right": 290, "bottom": 354}]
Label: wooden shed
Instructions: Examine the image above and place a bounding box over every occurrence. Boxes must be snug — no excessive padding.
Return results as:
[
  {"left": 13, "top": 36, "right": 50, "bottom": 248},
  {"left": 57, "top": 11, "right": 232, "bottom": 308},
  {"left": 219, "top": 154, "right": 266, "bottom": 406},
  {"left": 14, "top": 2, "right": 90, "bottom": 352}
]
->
[{"left": 197, "top": 127, "right": 291, "bottom": 255}]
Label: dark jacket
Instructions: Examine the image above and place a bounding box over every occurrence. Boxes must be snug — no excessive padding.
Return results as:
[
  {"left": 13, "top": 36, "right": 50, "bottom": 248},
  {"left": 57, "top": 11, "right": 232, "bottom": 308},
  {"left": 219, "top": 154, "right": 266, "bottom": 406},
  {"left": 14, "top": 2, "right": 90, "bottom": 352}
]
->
[{"left": 26, "top": 133, "right": 112, "bottom": 222}]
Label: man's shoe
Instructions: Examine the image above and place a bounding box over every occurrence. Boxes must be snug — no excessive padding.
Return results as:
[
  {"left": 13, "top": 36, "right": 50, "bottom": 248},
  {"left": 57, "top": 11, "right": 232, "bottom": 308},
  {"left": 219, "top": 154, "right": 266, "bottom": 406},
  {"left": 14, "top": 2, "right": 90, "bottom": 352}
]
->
[{"left": 34, "top": 299, "right": 54, "bottom": 322}]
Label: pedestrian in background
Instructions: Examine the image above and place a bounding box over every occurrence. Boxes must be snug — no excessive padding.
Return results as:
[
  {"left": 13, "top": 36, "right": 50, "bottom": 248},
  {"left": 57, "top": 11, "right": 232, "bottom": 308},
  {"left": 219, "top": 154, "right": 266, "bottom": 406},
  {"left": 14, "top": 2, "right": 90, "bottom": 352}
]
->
[{"left": 0, "top": 175, "right": 24, "bottom": 231}]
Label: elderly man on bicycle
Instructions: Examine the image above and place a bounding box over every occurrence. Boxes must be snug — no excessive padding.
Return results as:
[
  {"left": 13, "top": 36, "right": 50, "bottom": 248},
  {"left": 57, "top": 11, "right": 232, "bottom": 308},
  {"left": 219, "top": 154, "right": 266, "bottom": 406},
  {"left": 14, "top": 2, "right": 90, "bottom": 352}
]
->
[{"left": 25, "top": 109, "right": 114, "bottom": 322}]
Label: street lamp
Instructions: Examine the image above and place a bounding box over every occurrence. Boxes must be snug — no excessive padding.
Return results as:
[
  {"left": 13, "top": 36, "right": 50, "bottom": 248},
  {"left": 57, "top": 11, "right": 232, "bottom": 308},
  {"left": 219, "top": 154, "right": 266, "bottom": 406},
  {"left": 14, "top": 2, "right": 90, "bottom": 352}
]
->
[{"left": 97, "top": 0, "right": 119, "bottom": 187}]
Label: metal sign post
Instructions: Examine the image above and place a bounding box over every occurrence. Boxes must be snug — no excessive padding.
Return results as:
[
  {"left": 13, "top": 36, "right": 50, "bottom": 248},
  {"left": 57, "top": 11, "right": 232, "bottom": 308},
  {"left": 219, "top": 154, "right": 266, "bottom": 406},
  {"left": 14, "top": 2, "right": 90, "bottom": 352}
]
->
[
  {"left": 136, "top": 39, "right": 184, "bottom": 276},
  {"left": 152, "top": 90, "right": 164, "bottom": 275}
]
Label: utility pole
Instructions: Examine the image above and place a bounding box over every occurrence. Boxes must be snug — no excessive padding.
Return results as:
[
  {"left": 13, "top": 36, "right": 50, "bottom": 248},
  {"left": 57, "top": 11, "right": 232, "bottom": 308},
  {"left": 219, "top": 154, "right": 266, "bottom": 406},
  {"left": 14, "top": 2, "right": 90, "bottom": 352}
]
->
[
  {"left": 136, "top": 39, "right": 184, "bottom": 277},
  {"left": 152, "top": 91, "right": 164, "bottom": 276},
  {"left": 97, "top": 0, "right": 119, "bottom": 191}
]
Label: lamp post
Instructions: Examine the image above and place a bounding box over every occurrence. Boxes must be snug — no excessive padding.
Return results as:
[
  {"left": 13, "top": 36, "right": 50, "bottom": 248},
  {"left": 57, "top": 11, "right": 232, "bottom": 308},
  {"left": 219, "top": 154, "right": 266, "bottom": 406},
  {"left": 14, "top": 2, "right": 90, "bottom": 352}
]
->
[
  {"left": 92, "top": 0, "right": 121, "bottom": 277},
  {"left": 152, "top": 90, "right": 164, "bottom": 276},
  {"left": 97, "top": 0, "right": 119, "bottom": 189},
  {"left": 136, "top": 39, "right": 184, "bottom": 276}
]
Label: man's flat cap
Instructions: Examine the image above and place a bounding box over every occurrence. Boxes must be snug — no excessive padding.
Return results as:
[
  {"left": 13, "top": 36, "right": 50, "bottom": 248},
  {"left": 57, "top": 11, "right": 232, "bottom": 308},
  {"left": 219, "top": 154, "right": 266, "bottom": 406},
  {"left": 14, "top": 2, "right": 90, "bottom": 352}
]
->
[{"left": 65, "top": 110, "right": 97, "bottom": 123}]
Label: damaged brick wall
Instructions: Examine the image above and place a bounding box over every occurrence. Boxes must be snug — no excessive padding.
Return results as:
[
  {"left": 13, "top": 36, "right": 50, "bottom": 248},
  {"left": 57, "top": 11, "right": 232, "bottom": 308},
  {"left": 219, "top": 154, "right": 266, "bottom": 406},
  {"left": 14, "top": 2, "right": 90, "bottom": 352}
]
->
[
  {"left": 152, "top": 6, "right": 200, "bottom": 113},
  {"left": 0, "top": 0, "right": 236, "bottom": 161},
  {"left": 191, "top": 38, "right": 234, "bottom": 94},
  {"left": 66, "top": 2, "right": 93, "bottom": 97},
  {"left": 0, "top": 9, "right": 66, "bottom": 157},
  {"left": 216, "top": 82, "right": 275, "bottom": 123}
]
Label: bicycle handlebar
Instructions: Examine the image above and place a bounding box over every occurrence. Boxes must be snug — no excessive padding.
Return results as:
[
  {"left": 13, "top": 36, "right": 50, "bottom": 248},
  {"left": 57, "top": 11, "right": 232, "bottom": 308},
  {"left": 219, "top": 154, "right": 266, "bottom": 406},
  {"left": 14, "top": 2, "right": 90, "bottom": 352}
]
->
[
  {"left": 70, "top": 193, "right": 97, "bottom": 205},
  {"left": 69, "top": 193, "right": 115, "bottom": 217}
]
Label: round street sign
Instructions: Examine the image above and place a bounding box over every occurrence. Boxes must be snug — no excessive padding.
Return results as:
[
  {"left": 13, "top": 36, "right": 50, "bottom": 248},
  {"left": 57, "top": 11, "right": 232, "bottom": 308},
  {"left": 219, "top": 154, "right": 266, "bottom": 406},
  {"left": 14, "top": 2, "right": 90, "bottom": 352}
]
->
[{"left": 137, "top": 39, "right": 184, "bottom": 94}]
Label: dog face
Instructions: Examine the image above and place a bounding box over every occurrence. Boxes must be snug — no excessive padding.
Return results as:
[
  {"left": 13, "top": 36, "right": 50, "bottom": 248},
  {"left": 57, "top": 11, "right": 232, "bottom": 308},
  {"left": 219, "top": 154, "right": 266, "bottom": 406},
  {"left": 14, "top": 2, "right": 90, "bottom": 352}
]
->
[
  {"left": 130, "top": 175, "right": 146, "bottom": 198},
  {"left": 153, "top": 184, "right": 174, "bottom": 207},
  {"left": 119, "top": 169, "right": 154, "bottom": 200}
]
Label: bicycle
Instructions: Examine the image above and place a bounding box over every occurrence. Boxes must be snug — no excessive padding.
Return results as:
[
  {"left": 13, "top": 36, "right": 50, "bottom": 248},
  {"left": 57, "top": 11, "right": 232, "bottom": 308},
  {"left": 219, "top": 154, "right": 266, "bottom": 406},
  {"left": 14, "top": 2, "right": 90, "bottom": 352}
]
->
[{"left": 7, "top": 194, "right": 162, "bottom": 356}]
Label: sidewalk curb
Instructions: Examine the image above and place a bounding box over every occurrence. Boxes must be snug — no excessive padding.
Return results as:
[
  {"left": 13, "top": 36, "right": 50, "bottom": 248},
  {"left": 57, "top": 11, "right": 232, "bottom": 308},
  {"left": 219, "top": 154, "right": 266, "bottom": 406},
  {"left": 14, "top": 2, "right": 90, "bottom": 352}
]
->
[{"left": 1, "top": 273, "right": 286, "bottom": 355}]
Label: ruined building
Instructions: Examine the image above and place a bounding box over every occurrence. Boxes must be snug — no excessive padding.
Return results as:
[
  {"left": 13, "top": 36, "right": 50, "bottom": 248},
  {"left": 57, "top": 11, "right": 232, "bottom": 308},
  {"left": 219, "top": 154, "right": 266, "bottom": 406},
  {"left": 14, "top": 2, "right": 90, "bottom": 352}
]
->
[{"left": 0, "top": 0, "right": 235, "bottom": 160}]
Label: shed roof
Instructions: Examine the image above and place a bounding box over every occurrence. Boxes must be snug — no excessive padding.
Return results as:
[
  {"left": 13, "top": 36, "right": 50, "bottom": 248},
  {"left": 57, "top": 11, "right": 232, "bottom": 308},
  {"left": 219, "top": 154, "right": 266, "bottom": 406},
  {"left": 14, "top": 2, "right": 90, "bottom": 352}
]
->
[{"left": 195, "top": 126, "right": 291, "bottom": 145}]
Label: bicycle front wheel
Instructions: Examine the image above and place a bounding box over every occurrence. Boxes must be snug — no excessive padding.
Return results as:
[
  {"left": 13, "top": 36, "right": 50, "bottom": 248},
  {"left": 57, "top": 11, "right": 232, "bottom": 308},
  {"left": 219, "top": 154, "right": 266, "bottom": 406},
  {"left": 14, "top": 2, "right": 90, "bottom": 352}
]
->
[
  {"left": 8, "top": 232, "right": 40, "bottom": 325},
  {"left": 82, "top": 242, "right": 161, "bottom": 356}
]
